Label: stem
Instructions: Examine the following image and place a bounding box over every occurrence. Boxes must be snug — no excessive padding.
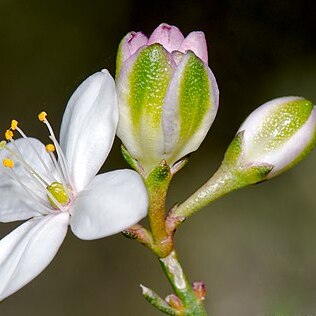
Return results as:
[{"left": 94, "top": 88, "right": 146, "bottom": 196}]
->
[
  {"left": 145, "top": 161, "right": 173, "bottom": 257},
  {"left": 171, "top": 160, "right": 272, "bottom": 223},
  {"left": 160, "top": 251, "right": 207, "bottom": 316},
  {"left": 171, "top": 165, "right": 243, "bottom": 220}
]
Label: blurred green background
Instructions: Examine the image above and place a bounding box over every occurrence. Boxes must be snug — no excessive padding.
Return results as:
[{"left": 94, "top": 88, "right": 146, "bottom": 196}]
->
[{"left": 0, "top": 0, "right": 316, "bottom": 315}]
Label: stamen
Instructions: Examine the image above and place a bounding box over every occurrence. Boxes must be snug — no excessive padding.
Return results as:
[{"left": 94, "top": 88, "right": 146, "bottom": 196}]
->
[
  {"left": 2, "top": 158, "right": 14, "bottom": 168},
  {"left": 40, "top": 114, "right": 73, "bottom": 188},
  {"left": 46, "top": 143, "right": 55, "bottom": 152},
  {"left": 3, "top": 143, "right": 50, "bottom": 187},
  {"left": 38, "top": 111, "right": 47, "bottom": 122},
  {"left": 4, "top": 167, "right": 54, "bottom": 215},
  {"left": 5, "top": 129, "right": 13, "bottom": 140},
  {"left": 13, "top": 124, "right": 54, "bottom": 180},
  {"left": 11, "top": 120, "right": 18, "bottom": 130},
  {"left": 2, "top": 114, "right": 74, "bottom": 213},
  {"left": 47, "top": 150, "right": 68, "bottom": 190}
]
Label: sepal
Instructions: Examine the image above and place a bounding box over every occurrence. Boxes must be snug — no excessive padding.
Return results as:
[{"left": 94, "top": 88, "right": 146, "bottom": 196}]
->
[
  {"left": 221, "top": 131, "right": 244, "bottom": 166},
  {"left": 121, "top": 145, "right": 144, "bottom": 176}
]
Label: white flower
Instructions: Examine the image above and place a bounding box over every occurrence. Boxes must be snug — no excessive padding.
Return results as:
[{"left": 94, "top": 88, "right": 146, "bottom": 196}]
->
[{"left": 0, "top": 70, "right": 148, "bottom": 301}]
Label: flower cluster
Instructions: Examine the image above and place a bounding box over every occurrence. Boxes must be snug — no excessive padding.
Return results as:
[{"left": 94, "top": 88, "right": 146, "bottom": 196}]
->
[{"left": 0, "top": 23, "right": 315, "bottom": 308}]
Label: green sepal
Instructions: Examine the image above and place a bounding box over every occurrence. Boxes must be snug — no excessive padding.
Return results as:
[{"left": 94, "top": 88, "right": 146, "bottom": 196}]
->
[
  {"left": 237, "top": 163, "right": 274, "bottom": 185},
  {"left": 222, "top": 131, "right": 244, "bottom": 166},
  {"left": 140, "top": 285, "right": 180, "bottom": 316},
  {"left": 222, "top": 131, "right": 274, "bottom": 182},
  {"left": 121, "top": 145, "right": 144, "bottom": 175}
]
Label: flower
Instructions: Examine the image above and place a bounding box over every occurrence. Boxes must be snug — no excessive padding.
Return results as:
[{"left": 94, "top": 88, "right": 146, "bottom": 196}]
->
[
  {"left": 0, "top": 70, "right": 148, "bottom": 301},
  {"left": 224, "top": 96, "right": 316, "bottom": 179},
  {"left": 115, "top": 23, "right": 219, "bottom": 173}
]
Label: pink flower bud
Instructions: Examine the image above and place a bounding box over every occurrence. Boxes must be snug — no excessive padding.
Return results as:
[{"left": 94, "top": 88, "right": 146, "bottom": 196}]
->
[{"left": 116, "top": 23, "right": 209, "bottom": 77}]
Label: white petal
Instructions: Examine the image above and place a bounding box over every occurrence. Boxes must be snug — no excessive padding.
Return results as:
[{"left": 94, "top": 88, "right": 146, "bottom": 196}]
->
[
  {"left": 0, "top": 176, "right": 42, "bottom": 222},
  {"left": 0, "top": 212, "right": 69, "bottom": 301},
  {"left": 0, "top": 138, "right": 55, "bottom": 222},
  {"left": 70, "top": 170, "right": 148, "bottom": 240},
  {"left": 60, "top": 70, "right": 118, "bottom": 191}
]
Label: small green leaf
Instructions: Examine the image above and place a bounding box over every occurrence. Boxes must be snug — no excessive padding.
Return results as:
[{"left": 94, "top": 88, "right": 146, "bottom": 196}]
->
[{"left": 140, "top": 284, "right": 179, "bottom": 316}]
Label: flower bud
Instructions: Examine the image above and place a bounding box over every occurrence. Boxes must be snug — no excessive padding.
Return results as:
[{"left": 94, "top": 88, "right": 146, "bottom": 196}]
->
[
  {"left": 116, "top": 23, "right": 219, "bottom": 173},
  {"left": 225, "top": 96, "right": 316, "bottom": 179}
]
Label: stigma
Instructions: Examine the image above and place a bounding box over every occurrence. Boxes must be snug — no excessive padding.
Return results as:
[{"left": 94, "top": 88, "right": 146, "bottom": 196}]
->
[{"left": 0, "top": 113, "right": 74, "bottom": 213}]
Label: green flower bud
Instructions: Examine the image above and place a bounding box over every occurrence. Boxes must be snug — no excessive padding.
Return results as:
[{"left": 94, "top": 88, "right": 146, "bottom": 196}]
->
[{"left": 116, "top": 24, "right": 219, "bottom": 173}]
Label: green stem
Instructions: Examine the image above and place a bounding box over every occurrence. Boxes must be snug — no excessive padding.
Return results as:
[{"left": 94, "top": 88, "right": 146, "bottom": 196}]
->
[
  {"left": 171, "top": 160, "right": 272, "bottom": 222},
  {"left": 160, "top": 251, "right": 207, "bottom": 316},
  {"left": 172, "top": 165, "right": 238, "bottom": 219},
  {"left": 145, "top": 161, "right": 173, "bottom": 257}
]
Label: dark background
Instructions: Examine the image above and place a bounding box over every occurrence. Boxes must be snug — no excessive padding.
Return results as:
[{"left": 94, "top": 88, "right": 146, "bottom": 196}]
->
[{"left": 0, "top": 0, "right": 316, "bottom": 315}]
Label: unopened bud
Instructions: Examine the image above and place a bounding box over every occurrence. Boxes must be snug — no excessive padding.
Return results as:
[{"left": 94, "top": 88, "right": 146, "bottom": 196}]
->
[
  {"left": 225, "top": 96, "right": 316, "bottom": 179},
  {"left": 116, "top": 23, "right": 219, "bottom": 173}
]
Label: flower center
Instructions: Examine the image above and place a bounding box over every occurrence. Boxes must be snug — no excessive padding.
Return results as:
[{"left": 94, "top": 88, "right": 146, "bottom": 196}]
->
[
  {"left": 0, "top": 113, "right": 74, "bottom": 213},
  {"left": 47, "top": 182, "right": 70, "bottom": 208}
]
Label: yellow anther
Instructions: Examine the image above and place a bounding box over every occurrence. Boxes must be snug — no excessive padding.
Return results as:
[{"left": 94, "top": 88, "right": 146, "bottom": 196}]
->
[
  {"left": 2, "top": 158, "right": 14, "bottom": 168},
  {"left": 11, "top": 120, "right": 18, "bottom": 130},
  {"left": 0, "top": 140, "right": 6, "bottom": 149},
  {"left": 38, "top": 111, "right": 47, "bottom": 122},
  {"left": 46, "top": 143, "right": 55, "bottom": 152},
  {"left": 5, "top": 129, "right": 13, "bottom": 140}
]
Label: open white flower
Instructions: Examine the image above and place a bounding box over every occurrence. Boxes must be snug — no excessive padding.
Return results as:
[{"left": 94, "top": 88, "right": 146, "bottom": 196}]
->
[{"left": 0, "top": 70, "right": 148, "bottom": 301}]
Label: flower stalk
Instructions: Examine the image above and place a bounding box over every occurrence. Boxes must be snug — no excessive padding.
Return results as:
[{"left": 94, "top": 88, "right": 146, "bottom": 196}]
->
[{"left": 145, "top": 160, "right": 173, "bottom": 258}]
